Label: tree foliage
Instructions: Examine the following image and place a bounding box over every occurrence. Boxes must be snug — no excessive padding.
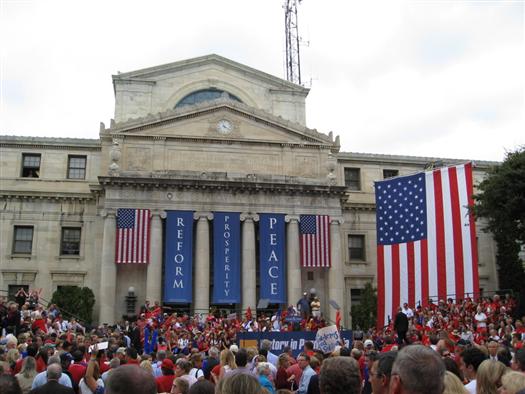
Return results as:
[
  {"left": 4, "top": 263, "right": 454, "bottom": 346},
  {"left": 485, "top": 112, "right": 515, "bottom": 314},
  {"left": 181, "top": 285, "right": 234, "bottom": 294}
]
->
[
  {"left": 351, "top": 282, "right": 377, "bottom": 330},
  {"left": 473, "top": 146, "right": 525, "bottom": 293},
  {"left": 50, "top": 286, "right": 95, "bottom": 324}
]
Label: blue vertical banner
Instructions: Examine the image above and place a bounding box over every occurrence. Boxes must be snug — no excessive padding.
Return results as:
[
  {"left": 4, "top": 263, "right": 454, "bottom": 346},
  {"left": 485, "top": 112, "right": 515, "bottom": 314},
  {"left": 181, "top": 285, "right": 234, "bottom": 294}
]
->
[
  {"left": 259, "top": 214, "right": 286, "bottom": 303},
  {"left": 213, "top": 212, "right": 241, "bottom": 304},
  {"left": 164, "top": 211, "right": 193, "bottom": 303}
]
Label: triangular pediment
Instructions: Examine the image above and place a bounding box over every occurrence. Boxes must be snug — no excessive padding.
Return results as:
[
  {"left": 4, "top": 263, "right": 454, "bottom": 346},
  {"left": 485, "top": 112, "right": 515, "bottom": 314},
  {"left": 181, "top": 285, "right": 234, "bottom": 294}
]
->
[
  {"left": 101, "top": 97, "right": 336, "bottom": 147},
  {"left": 112, "top": 54, "right": 308, "bottom": 95}
]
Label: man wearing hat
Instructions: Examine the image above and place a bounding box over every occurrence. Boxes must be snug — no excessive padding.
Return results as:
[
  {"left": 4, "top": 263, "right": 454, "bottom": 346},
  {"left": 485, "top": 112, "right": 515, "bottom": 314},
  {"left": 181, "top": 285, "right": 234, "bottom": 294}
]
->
[{"left": 155, "top": 358, "right": 176, "bottom": 393}]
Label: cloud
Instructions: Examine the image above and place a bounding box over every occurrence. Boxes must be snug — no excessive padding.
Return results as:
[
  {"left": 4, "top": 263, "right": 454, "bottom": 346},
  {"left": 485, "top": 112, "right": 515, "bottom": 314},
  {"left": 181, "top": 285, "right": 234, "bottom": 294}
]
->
[{"left": 1, "top": 0, "right": 523, "bottom": 161}]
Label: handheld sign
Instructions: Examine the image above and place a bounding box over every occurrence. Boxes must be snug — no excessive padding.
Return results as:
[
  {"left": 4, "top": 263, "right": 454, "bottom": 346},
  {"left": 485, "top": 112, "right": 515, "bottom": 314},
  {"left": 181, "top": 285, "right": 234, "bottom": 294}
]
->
[{"left": 88, "top": 341, "right": 109, "bottom": 353}]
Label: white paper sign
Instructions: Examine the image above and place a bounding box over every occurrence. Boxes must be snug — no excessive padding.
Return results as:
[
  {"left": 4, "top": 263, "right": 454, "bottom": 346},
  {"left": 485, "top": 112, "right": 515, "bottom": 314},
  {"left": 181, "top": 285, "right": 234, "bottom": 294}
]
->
[
  {"left": 88, "top": 341, "right": 109, "bottom": 353},
  {"left": 315, "top": 325, "right": 341, "bottom": 354}
]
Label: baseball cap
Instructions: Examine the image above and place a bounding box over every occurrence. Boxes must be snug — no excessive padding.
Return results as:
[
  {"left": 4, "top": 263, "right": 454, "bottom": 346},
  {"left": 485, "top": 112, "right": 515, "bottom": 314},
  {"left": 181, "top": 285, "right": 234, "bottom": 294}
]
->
[
  {"left": 364, "top": 339, "right": 374, "bottom": 347},
  {"left": 161, "top": 359, "right": 174, "bottom": 370}
]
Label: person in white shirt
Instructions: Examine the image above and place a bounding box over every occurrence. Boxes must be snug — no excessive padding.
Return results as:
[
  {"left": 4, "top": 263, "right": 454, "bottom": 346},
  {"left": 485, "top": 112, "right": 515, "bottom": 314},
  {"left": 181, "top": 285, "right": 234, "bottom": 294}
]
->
[
  {"left": 175, "top": 359, "right": 197, "bottom": 387},
  {"left": 189, "top": 353, "right": 205, "bottom": 381},
  {"left": 402, "top": 303, "right": 414, "bottom": 319},
  {"left": 474, "top": 306, "right": 488, "bottom": 331},
  {"left": 459, "top": 347, "right": 488, "bottom": 394}
]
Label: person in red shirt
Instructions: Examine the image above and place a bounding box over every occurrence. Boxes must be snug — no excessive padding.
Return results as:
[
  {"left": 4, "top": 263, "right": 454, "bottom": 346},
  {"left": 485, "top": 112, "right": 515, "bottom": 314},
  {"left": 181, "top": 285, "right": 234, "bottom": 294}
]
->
[
  {"left": 68, "top": 350, "right": 87, "bottom": 389},
  {"left": 156, "top": 358, "right": 176, "bottom": 393}
]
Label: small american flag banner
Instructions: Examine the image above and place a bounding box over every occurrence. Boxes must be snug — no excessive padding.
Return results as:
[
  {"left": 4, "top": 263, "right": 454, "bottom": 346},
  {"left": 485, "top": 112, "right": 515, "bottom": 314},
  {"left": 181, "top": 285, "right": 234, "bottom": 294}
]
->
[
  {"left": 375, "top": 163, "right": 479, "bottom": 327},
  {"left": 299, "top": 215, "right": 331, "bottom": 268},
  {"left": 116, "top": 208, "right": 151, "bottom": 264}
]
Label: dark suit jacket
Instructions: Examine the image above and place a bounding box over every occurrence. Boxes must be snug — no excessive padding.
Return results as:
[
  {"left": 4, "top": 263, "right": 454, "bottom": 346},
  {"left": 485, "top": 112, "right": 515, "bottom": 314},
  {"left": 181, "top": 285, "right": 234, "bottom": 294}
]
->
[
  {"left": 29, "top": 380, "right": 76, "bottom": 394},
  {"left": 394, "top": 312, "right": 409, "bottom": 332}
]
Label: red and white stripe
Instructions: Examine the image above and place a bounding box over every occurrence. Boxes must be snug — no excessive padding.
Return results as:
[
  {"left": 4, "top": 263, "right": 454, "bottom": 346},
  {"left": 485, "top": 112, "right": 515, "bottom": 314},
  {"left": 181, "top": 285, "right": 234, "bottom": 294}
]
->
[
  {"left": 116, "top": 209, "right": 150, "bottom": 263},
  {"left": 377, "top": 163, "right": 479, "bottom": 326},
  {"left": 300, "top": 215, "right": 331, "bottom": 267}
]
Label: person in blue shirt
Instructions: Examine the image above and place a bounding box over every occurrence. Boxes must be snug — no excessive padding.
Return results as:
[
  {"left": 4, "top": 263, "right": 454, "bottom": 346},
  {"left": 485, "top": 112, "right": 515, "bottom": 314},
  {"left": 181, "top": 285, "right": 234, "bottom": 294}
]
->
[
  {"left": 297, "top": 293, "right": 311, "bottom": 320},
  {"left": 297, "top": 354, "right": 316, "bottom": 394},
  {"left": 256, "top": 362, "right": 275, "bottom": 394},
  {"left": 31, "top": 356, "right": 73, "bottom": 390}
]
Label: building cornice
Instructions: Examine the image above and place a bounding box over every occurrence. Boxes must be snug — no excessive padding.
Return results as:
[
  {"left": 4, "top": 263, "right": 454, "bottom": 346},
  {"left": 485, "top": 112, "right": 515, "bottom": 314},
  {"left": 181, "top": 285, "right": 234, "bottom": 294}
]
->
[
  {"left": 342, "top": 202, "right": 376, "bottom": 211},
  {"left": 0, "top": 191, "right": 96, "bottom": 202},
  {"left": 0, "top": 136, "right": 101, "bottom": 151},
  {"left": 98, "top": 175, "right": 348, "bottom": 197},
  {"left": 337, "top": 151, "right": 499, "bottom": 169}
]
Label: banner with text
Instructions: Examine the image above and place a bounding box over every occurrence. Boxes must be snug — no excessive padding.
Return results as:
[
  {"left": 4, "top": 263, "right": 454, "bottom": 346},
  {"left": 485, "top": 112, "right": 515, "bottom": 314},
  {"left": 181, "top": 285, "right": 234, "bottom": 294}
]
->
[
  {"left": 259, "top": 213, "right": 286, "bottom": 303},
  {"left": 164, "top": 211, "right": 193, "bottom": 303},
  {"left": 213, "top": 212, "right": 241, "bottom": 304},
  {"left": 315, "top": 325, "right": 342, "bottom": 354},
  {"left": 237, "top": 330, "right": 353, "bottom": 358}
]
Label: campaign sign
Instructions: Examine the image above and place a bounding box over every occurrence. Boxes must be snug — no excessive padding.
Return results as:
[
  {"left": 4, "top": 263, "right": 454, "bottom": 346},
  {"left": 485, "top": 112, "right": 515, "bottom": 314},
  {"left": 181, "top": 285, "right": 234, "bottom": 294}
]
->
[
  {"left": 259, "top": 214, "right": 286, "bottom": 303},
  {"left": 315, "top": 325, "right": 341, "bottom": 354},
  {"left": 164, "top": 211, "right": 193, "bottom": 303},
  {"left": 213, "top": 212, "right": 241, "bottom": 304},
  {"left": 237, "top": 330, "right": 352, "bottom": 358}
]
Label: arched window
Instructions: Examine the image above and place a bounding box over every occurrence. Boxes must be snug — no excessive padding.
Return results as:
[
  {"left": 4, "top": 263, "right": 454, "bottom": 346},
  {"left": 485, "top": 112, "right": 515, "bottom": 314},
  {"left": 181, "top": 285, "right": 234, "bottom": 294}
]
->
[{"left": 175, "top": 88, "right": 242, "bottom": 108}]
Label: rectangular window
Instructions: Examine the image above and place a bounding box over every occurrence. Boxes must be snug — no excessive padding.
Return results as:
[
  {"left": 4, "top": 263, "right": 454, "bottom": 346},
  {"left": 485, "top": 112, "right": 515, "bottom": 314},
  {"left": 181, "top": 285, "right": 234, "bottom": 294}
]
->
[
  {"left": 307, "top": 271, "right": 314, "bottom": 281},
  {"left": 60, "top": 227, "right": 81, "bottom": 255},
  {"left": 348, "top": 234, "right": 365, "bottom": 261},
  {"left": 351, "top": 289, "right": 363, "bottom": 305},
  {"left": 67, "top": 155, "right": 87, "bottom": 179},
  {"left": 344, "top": 168, "right": 361, "bottom": 191},
  {"left": 21, "top": 154, "right": 41, "bottom": 178},
  {"left": 383, "top": 169, "right": 399, "bottom": 179},
  {"left": 13, "top": 226, "right": 34, "bottom": 254},
  {"left": 8, "top": 285, "right": 29, "bottom": 303}
]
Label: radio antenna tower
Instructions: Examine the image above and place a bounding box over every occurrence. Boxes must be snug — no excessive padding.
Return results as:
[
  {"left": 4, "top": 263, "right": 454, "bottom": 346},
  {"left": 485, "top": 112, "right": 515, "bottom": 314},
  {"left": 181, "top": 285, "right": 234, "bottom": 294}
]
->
[{"left": 284, "top": 0, "right": 302, "bottom": 85}]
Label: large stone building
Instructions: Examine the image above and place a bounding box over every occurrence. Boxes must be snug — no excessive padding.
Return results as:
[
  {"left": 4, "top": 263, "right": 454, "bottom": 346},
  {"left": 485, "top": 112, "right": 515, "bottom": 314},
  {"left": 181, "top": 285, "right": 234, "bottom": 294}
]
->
[{"left": 0, "top": 55, "right": 499, "bottom": 326}]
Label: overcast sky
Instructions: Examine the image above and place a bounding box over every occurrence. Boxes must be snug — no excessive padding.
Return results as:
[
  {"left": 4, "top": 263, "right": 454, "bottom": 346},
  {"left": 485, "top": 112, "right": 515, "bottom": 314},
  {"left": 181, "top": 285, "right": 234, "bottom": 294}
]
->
[{"left": 1, "top": 0, "right": 523, "bottom": 162}]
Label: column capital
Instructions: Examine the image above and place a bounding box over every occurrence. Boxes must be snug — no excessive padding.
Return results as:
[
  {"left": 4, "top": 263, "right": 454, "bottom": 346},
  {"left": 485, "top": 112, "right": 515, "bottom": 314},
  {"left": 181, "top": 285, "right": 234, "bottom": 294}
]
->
[
  {"left": 194, "top": 211, "right": 213, "bottom": 221},
  {"left": 330, "top": 216, "right": 344, "bottom": 225},
  {"left": 240, "top": 212, "right": 259, "bottom": 222},
  {"left": 151, "top": 210, "right": 167, "bottom": 219},
  {"left": 285, "top": 214, "right": 300, "bottom": 223},
  {"left": 101, "top": 208, "right": 117, "bottom": 218}
]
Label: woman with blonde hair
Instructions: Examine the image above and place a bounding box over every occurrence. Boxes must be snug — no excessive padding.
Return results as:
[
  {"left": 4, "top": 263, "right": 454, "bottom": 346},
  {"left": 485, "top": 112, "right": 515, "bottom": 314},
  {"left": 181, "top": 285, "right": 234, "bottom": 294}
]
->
[
  {"left": 498, "top": 371, "right": 525, "bottom": 394},
  {"left": 140, "top": 359, "right": 155, "bottom": 375},
  {"left": 15, "top": 356, "right": 37, "bottom": 394},
  {"left": 6, "top": 348, "right": 20, "bottom": 374},
  {"left": 443, "top": 371, "right": 468, "bottom": 394},
  {"left": 476, "top": 360, "right": 507, "bottom": 394},
  {"left": 211, "top": 349, "right": 236, "bottom": 383}
]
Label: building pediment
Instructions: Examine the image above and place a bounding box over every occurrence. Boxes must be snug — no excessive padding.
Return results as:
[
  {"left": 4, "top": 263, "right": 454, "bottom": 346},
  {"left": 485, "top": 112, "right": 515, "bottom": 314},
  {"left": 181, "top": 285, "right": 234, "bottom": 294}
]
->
[
  {"left": 112, "top": 54, "right": 308, "bottom": 95},
  {"left": 111, "top": 54, "right": 310, "bottom": 126},
  {"left": 101, "top": 96, "right": 338, "bottom": 148}
]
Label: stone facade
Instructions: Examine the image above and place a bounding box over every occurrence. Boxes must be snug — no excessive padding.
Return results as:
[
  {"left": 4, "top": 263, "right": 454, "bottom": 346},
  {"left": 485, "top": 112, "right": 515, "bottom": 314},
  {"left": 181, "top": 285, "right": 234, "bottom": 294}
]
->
[{"left": 0, "top": 54, "right": 499, "bottom": 326}]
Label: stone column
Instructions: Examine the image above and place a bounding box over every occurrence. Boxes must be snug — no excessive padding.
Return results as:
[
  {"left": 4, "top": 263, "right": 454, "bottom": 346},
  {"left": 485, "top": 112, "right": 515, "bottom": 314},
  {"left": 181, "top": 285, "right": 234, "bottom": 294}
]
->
[
  {"left": 285, "top": 215, "right": 302, "bottom": 307},
  {"left": 99, "top": 209, "right": 117, "bottom": 324},
  {"left": 241, "top": 213, "right": 258, "bottom": 312},
  {"left": 328, "top": 217, "right": 345, "bottom": 325},
  {"left": 194, "top": 212, "right": 213, "bottom": 315},
  {"left": 146, "top": 210, "right": 166, "bottom": 305}
]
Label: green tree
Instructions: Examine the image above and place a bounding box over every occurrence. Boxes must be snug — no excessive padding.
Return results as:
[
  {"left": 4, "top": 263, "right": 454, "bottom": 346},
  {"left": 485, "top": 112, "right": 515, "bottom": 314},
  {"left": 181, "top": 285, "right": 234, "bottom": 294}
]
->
[
  {"left": 50, "top": 286, "right": 95, "bottom": 324},
  {"left": 351, "top": 283, "right": 377, "bottom": 330},
  {"left": 473, "top": 146, "right": 525, "bottom": 293}
]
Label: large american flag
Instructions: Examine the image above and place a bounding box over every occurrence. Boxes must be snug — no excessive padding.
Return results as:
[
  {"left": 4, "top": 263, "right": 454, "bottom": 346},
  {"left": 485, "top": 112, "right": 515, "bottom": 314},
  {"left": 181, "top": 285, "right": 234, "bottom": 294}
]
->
[
  {"left": 299, "top": 215, "right": 331, "bottom": 267},
  {"left": 116, "top": 208, "right": 151, "bottom": 264},
  {"left": 375, "top": 163, "right": 479, "bottom": 326}
]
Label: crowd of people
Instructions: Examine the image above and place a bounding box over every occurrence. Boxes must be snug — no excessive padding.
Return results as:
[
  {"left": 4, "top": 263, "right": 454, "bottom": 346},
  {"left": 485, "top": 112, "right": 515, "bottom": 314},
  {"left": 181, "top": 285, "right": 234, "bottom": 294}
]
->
[{"left": 0, "top": 289, "right": 525, "bottom": 394}]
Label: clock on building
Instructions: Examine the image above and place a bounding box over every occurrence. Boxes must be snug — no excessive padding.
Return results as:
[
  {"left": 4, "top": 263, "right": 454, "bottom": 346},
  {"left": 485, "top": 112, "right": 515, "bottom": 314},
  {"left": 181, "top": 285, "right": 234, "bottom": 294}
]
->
[{"left": 216, "top": 119, "right": 233, "bottom": 134}]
